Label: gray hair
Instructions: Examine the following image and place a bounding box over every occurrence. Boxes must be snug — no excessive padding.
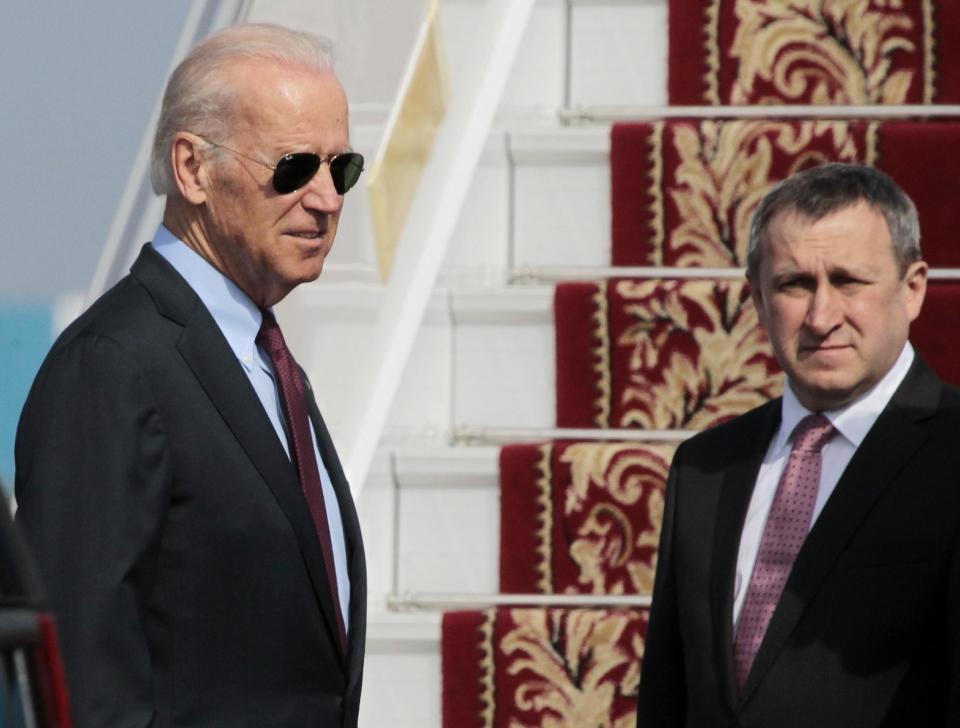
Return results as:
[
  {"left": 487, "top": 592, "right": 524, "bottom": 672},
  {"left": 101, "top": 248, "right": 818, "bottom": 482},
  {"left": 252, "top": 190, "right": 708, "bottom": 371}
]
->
[
  {"left": 747, "top": 162, "right": 921, "bottom": 278},
  {"left": 150, "top": 23, "right": 336, "bottom": 196}
]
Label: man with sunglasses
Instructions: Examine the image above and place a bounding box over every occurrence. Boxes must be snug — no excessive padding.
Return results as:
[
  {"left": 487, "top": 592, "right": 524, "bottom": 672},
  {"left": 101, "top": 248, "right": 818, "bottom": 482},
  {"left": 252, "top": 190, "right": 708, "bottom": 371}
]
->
[{"left": 16, "top": 23, "right": 366, "bottom": 727}]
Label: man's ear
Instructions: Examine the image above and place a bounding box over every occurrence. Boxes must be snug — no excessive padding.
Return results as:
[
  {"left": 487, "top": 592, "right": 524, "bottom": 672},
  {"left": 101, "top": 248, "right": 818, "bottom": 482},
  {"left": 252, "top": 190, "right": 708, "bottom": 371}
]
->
[
  {"left": 171, "top": 132, "right": 208, "bottom": 205},
  {"left": 904, "top": 259, "right": 928, "bottom": 323}
]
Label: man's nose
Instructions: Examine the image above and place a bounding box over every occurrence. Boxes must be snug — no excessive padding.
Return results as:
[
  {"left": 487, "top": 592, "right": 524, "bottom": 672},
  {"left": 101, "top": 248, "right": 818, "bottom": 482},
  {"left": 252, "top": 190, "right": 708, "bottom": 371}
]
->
[
  {"left": 300, "top": 162, "right": 343, "bottom": 212},
  {"left": 804, "top": 284, "right": 842, "bottom": 335}
]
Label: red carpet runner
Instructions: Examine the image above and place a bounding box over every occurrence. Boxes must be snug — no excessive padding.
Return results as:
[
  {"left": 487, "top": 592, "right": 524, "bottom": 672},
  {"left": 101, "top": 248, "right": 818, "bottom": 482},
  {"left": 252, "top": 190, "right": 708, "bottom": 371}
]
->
[
  {"left": 612, "top": 120, "right": 960, "bottom": 268},
  {"left": 441, "top": 6, "right": 960, "bottom": 726},
  {"left": 499, "top": 440, "right": 675, "bottom": 595},
  {"left": 442, "top": 608, "right": 649, "bottom": 728},
  {"left": 668, "top": 0, "right": 960, "bottom": 105},
  {"left": 556, "top": 279, "right": 783, "bottom": 429},
  {"left": 911, "top": 281, "right": 960, "bottom": 387},
  {"left": 557, "top": 278, "right": 960, "bottom": 429},
  {"left": 443, "top": 441, "right": 672, "bottom": 726}
]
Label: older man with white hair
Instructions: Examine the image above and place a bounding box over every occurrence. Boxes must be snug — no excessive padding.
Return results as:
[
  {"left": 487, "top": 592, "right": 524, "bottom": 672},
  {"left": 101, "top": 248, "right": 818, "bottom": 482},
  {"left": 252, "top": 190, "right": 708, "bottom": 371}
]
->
[{"left": 16, "top": 23, "right": 366, "bottom": 727}]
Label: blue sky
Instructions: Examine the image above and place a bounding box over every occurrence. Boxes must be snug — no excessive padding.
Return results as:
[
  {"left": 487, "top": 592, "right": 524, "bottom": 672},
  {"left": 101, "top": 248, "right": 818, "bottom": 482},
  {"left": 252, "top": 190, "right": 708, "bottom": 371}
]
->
[
  {"left": 0, "top": 2, "right": 190, "bottom": 301},
  {"left": 0, "top": 2, "right": 192, "bottom": 487}
]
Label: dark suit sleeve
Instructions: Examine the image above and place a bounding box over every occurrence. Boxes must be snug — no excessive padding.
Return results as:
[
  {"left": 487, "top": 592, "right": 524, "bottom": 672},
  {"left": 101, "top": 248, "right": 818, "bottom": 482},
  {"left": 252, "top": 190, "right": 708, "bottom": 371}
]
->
[
  {"left": 636, "top": 453, "right": 686, "bottom": 727},
  {"left": 949, "top": 531, "right": 960, "bottom": 722},
  {"left": 15, "top": 334, "right": 169, "bottom": 727}
]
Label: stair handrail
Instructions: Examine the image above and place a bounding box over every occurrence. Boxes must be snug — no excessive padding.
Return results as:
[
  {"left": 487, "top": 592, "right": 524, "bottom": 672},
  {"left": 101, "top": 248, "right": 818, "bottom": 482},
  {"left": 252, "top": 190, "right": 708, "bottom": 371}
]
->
[{"left": 340, "top": 0, "right": 537, "bottom": 496}]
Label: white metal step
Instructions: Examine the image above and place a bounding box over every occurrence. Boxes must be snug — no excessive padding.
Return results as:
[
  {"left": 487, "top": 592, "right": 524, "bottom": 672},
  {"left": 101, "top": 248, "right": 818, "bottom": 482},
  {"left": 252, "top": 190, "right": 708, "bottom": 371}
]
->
[
  {"left": 281, "top": 283, "right": 557, "bottom": 444},
  {"left": 362, "top": 612, "right": 442, "bottom": 728},
  {"left": 393, "top": 446, "right": 501, "bottom": 595}
]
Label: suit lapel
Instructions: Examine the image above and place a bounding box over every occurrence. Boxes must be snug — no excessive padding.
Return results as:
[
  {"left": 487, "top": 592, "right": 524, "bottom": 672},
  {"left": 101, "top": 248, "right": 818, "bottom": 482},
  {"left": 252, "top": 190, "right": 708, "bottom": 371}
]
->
[
  {"left": 131, "top": 246, "right": 347, "bottom": 665},
  {"left": 739, "top": 359, "right": 941, "bottom": 703},
  {"left": 710, "top": 401, "right": 781, "bottom": 708}
]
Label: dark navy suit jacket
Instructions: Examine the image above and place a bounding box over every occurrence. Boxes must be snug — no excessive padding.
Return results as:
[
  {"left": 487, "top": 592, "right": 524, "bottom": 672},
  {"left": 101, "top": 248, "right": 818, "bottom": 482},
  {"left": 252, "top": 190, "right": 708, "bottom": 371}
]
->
[
  {"left": 16, "top": 245, "right": 366, "bottom": 727},
  {"left": 637, "top": 357, "right": 960, "bottom": 727}
]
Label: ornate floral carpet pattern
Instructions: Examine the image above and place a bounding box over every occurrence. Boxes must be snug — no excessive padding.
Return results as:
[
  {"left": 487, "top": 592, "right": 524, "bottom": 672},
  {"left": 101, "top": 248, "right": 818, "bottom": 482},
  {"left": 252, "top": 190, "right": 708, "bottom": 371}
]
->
[
  {"left": 441, "top": 6, "right": 960, "bottom": 725},
  {"left": 612, "top": 119, "right": 960, "bottom": 268},
  {"left": 556, "top": 278, "right": 783, "bottom": 430},
  {"left": 668, "top": 0, "right": 960, "bottom": 105},
  {"left": 499, "top": 440, "right": 675, "bottom": 595},
  {"left": 443, "top": 441, "right": 671, "bottom": 726},
  {"left": 442, "top": 608, "right": 649, "bottom": 728}
]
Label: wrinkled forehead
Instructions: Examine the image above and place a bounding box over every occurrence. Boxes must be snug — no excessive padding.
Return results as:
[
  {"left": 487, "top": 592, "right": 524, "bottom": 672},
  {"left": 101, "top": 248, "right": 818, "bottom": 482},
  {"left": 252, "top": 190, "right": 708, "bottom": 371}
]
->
[
  {"left": 767, "top": 199, "right": 892, "bottom": 242},
  {"left": 220, "top": 58, "right": 347, "bottom": 137},
  {"left": 761, "top": 201, "right": 899, "bottom": 271}
]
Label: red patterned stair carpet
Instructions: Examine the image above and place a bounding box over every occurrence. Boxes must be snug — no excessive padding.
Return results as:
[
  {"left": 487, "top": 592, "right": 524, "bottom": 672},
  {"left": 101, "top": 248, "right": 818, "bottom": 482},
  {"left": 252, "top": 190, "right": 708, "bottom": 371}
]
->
[
  {"left": 556, "top": 278, "right": 783, "bottom": 430},
  {"left": 442, "top": 608, "right": 647, "bottom": 728},
  {"left": 443, "top": 439, "right": 672, "bottom": 728},
  {"left": 668, "top": 0, "right": 960, "bottom": 105},
  {"left": 440, "top": 5, "right": 960, "bottom": 724},
  {"left": 557, "top": 278, "right": 960, "bottom": 430},
  {"left": 611, "top": 119, "right": 960, "bottom": 268},
  {"left": 499, "top": 440, "right": 674, "bottom": 596}
]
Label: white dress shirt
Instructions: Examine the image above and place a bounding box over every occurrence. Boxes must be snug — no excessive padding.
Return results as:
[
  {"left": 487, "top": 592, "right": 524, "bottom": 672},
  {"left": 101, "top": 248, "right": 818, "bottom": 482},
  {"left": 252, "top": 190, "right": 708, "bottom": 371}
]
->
[
  {"left": 152, "top": 224, "right": 350, "bottom": 630},
  {"left": 732, "top": 343, "right": 915, "bottom": 626}
]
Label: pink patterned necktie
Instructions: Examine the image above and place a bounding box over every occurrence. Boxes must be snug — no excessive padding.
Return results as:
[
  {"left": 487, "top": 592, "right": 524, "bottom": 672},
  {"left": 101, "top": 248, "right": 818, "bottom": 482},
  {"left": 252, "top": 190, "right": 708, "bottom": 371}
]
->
[
  {"left": 733, "top": 413, "right": 835, "bottom": 692},
  {"left": 257, "top": 311, "right": 347, "bottom": 652}
]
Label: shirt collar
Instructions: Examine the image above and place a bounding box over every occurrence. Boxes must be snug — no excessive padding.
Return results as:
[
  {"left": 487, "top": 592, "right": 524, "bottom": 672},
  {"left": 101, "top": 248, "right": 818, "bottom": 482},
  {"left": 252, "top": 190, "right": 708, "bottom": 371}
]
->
[
  {"left": 776, "top": 342, "right": 915, "bottom": 451},
  {"left": 151, "top": 224, "right": 263, "bottom": 371}
]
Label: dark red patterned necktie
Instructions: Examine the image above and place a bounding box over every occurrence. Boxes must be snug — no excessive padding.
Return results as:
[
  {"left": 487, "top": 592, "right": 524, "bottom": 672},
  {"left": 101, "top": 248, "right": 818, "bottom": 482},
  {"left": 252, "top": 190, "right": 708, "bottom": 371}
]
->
[
  {"left": 733, "top": 413, "right": 835, "bottom": 691},
  {"left": 257, "top": 311, "right": 347, "bottom": 651}
]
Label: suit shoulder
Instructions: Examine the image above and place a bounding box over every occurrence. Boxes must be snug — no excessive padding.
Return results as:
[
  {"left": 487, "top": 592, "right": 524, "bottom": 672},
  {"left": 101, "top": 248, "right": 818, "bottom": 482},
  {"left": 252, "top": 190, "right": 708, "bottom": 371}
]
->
[
  {"left": 51, "top": 273, "right": 182, "bottom": 360},
  {"left": 938, "top": 380, "right": 960, "bottom": 409},
  {"left": 930, "top": 380, "right": 960, "bottom": 435},
  {"left": 25, "top": 277, "right": 187, "bottom": 408}
]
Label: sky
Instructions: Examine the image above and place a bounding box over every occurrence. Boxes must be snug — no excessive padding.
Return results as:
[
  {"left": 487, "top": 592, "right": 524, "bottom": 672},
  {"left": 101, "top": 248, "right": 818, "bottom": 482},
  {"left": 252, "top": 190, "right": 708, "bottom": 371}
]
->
[
  {"left": 0, "top": 1, "right": 192, "bottom": 302},
  {"left": 0, "top": 2, "right": 193, "bottom": 486}
]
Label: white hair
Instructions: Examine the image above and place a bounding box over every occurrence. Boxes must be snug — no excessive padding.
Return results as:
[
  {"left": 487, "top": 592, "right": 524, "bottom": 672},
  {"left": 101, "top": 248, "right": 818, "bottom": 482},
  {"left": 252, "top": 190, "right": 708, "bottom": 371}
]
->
[{"left": 150, "top": 23, "right": 336, "bottom": 196}]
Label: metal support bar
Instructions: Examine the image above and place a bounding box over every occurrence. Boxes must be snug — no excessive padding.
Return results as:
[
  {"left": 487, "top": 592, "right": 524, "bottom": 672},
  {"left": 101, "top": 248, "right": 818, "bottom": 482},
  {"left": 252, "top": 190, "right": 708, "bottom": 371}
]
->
[
  {"left": 452, "top": 426, "right": 692, "bottom": 445},
  {"left": 511, "top": 265, "right": 747, "bottom": 282},
  {"left": 559, "top": 104, "right": 960, "bottom": 125},
  {"left": 510, "top": 266, "right": 960, "bottom": 283},
  {"left": 388, "top": 592, "right": 652, "bottom": 610},
  {"left": 562, "top": 0, "right": 573, "bottom": 110},
  {"left": 342, "top": 0, "right": 537, "bottom": 497}
]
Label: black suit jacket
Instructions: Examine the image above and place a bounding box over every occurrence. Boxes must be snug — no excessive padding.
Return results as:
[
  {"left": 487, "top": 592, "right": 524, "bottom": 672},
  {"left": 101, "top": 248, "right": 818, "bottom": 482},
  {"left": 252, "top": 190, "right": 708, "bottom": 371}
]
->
[
  {"left": 637, "top": 357, "right": 960, "bottom": 727},
  {"left": 15, "top": 245, "right": 366, "bottom": 727}
]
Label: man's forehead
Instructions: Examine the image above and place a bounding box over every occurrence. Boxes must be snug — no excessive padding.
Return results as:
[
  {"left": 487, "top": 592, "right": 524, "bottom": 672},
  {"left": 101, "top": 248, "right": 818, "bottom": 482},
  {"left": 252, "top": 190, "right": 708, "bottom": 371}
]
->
[
  {"left": 762, "top": 203, "right": 898, "bottom": 272},
  {"left": 222, "top": 57, "right": 342, "bottom": 98},
  {"left": 224, "top": 60, "right": 347, "bottom": 140},
  {"left": 769, "top": 199, "right": 886, "bottom": 235}
]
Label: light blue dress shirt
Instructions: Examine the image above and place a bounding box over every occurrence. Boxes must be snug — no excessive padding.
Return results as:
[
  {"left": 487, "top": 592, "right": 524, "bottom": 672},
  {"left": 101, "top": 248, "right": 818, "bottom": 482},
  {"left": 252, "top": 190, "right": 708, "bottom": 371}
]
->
[{"left": 152, "top": 224, "right": 350, "bottom": 630}]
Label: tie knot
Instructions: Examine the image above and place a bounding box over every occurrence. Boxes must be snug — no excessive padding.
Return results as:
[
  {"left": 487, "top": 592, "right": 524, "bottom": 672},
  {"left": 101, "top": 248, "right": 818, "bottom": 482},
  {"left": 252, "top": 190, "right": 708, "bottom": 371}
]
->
[
  {"left": 256, "top": 310, "right": 286, "bottom": 353},
  {"left": 791, "top": 414, "right": 835, "bottom": 453}
]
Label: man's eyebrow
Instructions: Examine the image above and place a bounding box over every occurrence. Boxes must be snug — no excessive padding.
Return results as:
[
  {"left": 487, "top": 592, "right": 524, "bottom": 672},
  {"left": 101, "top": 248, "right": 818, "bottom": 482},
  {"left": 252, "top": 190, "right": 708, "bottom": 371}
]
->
[{"left": 770, "top": 270, "right": 811, "bottom": 284}]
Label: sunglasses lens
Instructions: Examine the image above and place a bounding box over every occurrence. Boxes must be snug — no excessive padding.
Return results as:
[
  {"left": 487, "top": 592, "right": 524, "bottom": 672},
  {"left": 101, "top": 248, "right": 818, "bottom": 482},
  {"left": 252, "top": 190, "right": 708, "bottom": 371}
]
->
[
  {"left": 271, "top": 152, "right": 365, "bottom": 195},
  {"left": 329, "top": 153, "right": 365, "bottom": 195},
  {"left": 272, "top": 153, "right": 321, "bottom": 194}
]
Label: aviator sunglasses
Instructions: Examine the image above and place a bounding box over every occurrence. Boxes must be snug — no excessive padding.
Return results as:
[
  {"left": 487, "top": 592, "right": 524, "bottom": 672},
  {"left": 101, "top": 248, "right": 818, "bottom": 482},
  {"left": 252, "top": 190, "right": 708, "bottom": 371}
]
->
[{"left": 198, "top": 136, "right": 364, "bottom": 195}]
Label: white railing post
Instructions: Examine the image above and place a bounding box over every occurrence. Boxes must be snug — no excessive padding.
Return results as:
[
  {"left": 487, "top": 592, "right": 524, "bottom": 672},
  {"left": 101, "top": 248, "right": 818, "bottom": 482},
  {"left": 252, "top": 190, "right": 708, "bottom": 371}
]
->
[{"left": 341, "top": 0, "right": 537, "bottom": 496}]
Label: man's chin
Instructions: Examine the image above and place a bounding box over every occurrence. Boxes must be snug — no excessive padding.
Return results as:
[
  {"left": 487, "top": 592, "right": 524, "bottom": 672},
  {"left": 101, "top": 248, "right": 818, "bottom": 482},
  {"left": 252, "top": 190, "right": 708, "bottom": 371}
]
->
[
  {"left": 293, "top": 257, "right": 327, "bottom": 284},
  {"left": 791, "top": 378, "right": 860, "bottom": 412}
]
